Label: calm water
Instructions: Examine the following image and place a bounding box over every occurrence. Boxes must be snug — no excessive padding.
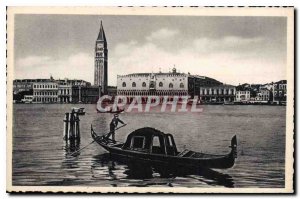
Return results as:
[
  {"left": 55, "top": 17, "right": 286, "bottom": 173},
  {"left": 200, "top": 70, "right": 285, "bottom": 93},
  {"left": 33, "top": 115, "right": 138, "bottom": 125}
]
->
[{"left": 12, "top": 104, "right": 286, "bottom": 188}]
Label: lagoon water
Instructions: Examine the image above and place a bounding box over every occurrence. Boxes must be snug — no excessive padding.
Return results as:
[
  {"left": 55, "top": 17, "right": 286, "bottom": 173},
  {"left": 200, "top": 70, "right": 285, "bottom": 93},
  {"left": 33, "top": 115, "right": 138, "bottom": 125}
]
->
[{"left": 12, "top": 104, "right": 286, "bottom": 188}]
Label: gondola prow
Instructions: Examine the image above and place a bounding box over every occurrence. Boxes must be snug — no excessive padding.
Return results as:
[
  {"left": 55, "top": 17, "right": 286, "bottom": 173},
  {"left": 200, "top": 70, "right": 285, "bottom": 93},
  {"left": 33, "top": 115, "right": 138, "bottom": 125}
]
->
[{"left": 230, "top": 135, "right": 237, "bottom": 158}]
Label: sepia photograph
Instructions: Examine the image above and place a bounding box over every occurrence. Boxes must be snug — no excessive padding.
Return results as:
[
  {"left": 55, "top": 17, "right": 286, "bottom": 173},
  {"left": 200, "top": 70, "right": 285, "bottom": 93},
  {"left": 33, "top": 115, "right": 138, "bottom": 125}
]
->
[{"left": 6, "top": 7, "right": 294, "bottom": 193}]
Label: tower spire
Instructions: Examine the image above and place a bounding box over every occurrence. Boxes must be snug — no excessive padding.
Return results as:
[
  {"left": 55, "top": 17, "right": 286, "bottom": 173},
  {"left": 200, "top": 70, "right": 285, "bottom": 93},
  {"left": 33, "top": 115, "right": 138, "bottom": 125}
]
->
[{"left": 97, "top": 20, "right": 106, "bottom": 42}]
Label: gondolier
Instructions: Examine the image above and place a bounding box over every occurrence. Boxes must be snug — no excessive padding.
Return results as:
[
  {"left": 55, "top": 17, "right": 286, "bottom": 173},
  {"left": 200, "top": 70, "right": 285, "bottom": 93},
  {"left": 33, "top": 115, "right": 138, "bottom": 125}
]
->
[{"left": 106, "top": 114, "right": 125, "bottom": 142}]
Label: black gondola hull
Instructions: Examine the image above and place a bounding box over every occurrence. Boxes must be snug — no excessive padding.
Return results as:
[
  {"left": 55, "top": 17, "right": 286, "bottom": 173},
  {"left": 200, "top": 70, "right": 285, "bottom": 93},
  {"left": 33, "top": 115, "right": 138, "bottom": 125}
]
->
[{"left": 91, "top": 127, "right": 237, "bottom": 170}]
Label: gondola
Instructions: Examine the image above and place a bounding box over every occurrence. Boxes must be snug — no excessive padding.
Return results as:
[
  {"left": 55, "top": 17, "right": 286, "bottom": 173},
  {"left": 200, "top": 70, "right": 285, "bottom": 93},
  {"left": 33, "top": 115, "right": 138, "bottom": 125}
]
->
[{"left": 91, "top": 126, "right": 237, "bottom": 169}]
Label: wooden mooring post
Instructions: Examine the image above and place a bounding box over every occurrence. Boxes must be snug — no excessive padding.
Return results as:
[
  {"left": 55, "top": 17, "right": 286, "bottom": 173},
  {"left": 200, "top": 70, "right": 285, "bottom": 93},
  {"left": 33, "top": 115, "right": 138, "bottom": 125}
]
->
[
  {"left": 63, "top": 112, "right": 69, "bottom": 140},
  {"left": 74, "top": 112, "right": 80, "bottom": 141},
  {"left": 63, "top": 110, "right": 81, "bottom": 142}
]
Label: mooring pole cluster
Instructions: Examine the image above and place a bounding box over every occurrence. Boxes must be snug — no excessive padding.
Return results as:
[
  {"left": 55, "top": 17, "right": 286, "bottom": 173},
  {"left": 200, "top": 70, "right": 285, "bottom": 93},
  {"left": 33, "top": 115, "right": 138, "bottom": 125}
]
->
[{"left": 63, "top": 110, "right": 80, "bottom": 141}]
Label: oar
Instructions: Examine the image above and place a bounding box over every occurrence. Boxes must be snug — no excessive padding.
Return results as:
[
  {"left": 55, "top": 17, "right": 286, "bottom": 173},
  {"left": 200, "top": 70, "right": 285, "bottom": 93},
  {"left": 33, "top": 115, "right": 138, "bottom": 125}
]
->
[
  {"left": 67, "top": 123, "right": 128, "bottom": 156},
  {"left": 102, "top": 123, "right": 127, "bottom": 138},
  {"left": 68, "top": 140, "right": 95, "bottom": 156}
]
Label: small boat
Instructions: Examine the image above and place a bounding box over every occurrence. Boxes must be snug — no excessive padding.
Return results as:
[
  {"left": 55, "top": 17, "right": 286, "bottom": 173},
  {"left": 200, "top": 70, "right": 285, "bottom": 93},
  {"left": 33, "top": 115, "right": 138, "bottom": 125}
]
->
[
  {"left": 91, "top": 126, "right": 237, "bottom": 170},
  {"left": 72, "top": 107, "right": 85, "bottom": 115}
]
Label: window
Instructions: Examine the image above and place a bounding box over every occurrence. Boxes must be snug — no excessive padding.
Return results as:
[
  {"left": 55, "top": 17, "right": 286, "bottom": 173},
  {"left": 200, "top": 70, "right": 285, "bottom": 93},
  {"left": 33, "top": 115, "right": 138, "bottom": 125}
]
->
[
  {"left": 142, "top": 82, "right": 146, "bottom": 87},
  {"left": 152, "top": 136, "right": 160, "bottom": 147},
  {"left": 122, "top": 82, "right": 126, "bottom": 87},
  {"left": 131, "top": 136, "right": 145, "bottom": 149},
  {"left": 132, "top": 82, "right": 136, "bottom": 87},
  {"left": 169, "top": 83, "right": 173, "bottom": 88},
  {"left": 151, "top": 136, "right": 164, "bottom": 154},
  {"left": 150, "top": 82, "right": 155, "bottom": 88},
  {"left": 159, "top": 82, "right": 163, "bottom": 87},
  {"left": 180, "top": 83, "right": 184, "bottom": 88}
]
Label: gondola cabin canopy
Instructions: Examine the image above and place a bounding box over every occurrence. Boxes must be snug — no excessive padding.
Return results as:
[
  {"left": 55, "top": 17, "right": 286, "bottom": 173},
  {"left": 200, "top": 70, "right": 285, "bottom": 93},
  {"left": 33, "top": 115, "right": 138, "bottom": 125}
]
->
[{"left": 122, "top": 127, "right": 178, "bottom": 156}]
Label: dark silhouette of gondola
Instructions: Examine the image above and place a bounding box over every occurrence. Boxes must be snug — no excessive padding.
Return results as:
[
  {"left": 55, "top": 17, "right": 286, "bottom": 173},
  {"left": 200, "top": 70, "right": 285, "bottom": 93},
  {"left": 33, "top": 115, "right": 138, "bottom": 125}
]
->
[{"left": 91, "top": 126, "right": 237, "bottom": 169}]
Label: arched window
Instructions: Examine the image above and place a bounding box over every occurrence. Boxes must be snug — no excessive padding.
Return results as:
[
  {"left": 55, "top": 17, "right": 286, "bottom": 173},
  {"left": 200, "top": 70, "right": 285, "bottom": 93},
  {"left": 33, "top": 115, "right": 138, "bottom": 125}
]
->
[
  {"left": 159, "top": 82, "right": 163, "bottom": 87},
  {"left": 142, "top": 82, "right": 146, "bottom": 87},
  {"left": 122, "top": 82, "right": 126, "bottom": 87},
  {"left": 132, "top": 82, "right": 136, "bottom": 87},
  {"left": 169, "top": 83, "right": 173, "bottom": 88},
  {"left": 180, "top": 83, "right": 184, "bottom": 88}
]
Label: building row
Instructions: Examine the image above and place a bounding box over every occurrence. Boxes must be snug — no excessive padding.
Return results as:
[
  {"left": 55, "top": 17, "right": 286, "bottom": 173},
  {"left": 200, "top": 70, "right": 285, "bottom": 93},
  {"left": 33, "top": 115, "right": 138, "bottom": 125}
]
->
[
  {"left": 197, "top": 80, "right": 286, "bottom": 104},
  {"left": 116, "top": 69, "right": 287, "bottom": 104},
  {"left": 14, "top": 75, "right": 287, "bottom": 104},
  {"left": 13, "top": 77, "right": 102, "bottom": 104}
]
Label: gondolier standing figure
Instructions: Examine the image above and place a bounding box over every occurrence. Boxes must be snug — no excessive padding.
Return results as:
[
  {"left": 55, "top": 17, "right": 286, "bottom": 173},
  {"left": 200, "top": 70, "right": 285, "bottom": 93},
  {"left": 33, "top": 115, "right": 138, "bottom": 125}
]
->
[{"left": 106, "top": 114, "right": 125, "bottom": 142}]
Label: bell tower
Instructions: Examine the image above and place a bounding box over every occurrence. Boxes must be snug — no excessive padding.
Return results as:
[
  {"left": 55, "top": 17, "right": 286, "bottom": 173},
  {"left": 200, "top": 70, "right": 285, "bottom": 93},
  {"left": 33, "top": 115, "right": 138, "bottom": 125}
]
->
[{"left": 94, "top": 20, "right": 108, "bottom": 94}]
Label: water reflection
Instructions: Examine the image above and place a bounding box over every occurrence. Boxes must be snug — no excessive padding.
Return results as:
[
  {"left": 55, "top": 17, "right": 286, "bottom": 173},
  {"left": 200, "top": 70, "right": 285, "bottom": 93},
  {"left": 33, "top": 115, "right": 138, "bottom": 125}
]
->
[
  {"left": 64, "top": 140, "right": 81, "bottom": 154},
  {"left": 61, "top": 140, "right": 81, "bottom": 169},
  {"left": 91, "top": 153, "right": 234, "bottom": 188}
]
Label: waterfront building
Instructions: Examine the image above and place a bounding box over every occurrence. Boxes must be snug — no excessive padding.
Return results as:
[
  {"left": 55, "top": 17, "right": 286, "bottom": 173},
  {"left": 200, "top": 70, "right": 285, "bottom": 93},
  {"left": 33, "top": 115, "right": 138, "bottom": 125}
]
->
[
  {"left": 71, "top": 86, "right": 101, "bottom": 103},
  {"left": 57, "top": 79, "right": 91, "bottom": 103},
  {"left": 32, "top": 81, "right": 59, "bottom": 103},
  {"left": 58, "top": 84, "right": 72, "bottom": 103},
  {"left": 272, "top": 80, "right": 287, "bottom": 104},
  {"left": 32, "top": 78, "right": 91, "bottom": 104},
  {"left": 117, "top": 68, "right": 188, "bottom": 97},
  {"left": 94, "top": 21, "right": 108, "bottom": 94},
  {"left": 255, "top": 88, "right": 270, "bottom": 102},
  {"left": 13, "top": 78, "right": 50, "bottom": 94},
  {"left": 187, "top": 74, "right": 222, "bottom": 98},
  {"left": 235, "top": 90, "right": 251, "bottom": 102},
  {"left": 199, "top": 84, "right": 236, "bottom": 103},
  {"left": 117, "top": 67, "right": 222, "bottom": 101}
]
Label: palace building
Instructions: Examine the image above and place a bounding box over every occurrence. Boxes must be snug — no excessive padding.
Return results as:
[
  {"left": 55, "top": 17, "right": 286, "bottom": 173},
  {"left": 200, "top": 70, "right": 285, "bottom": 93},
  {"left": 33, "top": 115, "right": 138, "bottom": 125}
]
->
[
  {"left": 117, "top": 68, "right": 188, "bottom": 97},
  {"left": 94, "top": 21, "right": 108, "bottom": 94},
  {"left": 117, "top": 67, "right": 222, "bottom": 99}
]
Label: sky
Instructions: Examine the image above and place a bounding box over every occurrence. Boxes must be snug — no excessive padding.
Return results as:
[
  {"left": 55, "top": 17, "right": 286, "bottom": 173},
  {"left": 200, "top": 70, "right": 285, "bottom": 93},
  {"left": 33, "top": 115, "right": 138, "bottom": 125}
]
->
[{"left": 14, "top": 14, "right": 287, "bottom": 86}]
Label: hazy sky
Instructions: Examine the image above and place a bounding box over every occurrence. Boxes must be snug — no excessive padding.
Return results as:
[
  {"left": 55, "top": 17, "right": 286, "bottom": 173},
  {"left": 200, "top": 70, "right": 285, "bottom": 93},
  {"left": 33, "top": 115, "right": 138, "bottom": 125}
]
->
[{"left": 14, "top": 15, "right": 287, "bottom": 86}]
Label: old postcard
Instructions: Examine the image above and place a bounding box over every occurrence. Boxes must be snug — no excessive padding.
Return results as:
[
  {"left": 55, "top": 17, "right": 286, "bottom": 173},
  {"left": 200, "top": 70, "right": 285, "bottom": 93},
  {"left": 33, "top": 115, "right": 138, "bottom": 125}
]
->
[{"left": 6, "top": 7, "right": 294, "bottom": 193}]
